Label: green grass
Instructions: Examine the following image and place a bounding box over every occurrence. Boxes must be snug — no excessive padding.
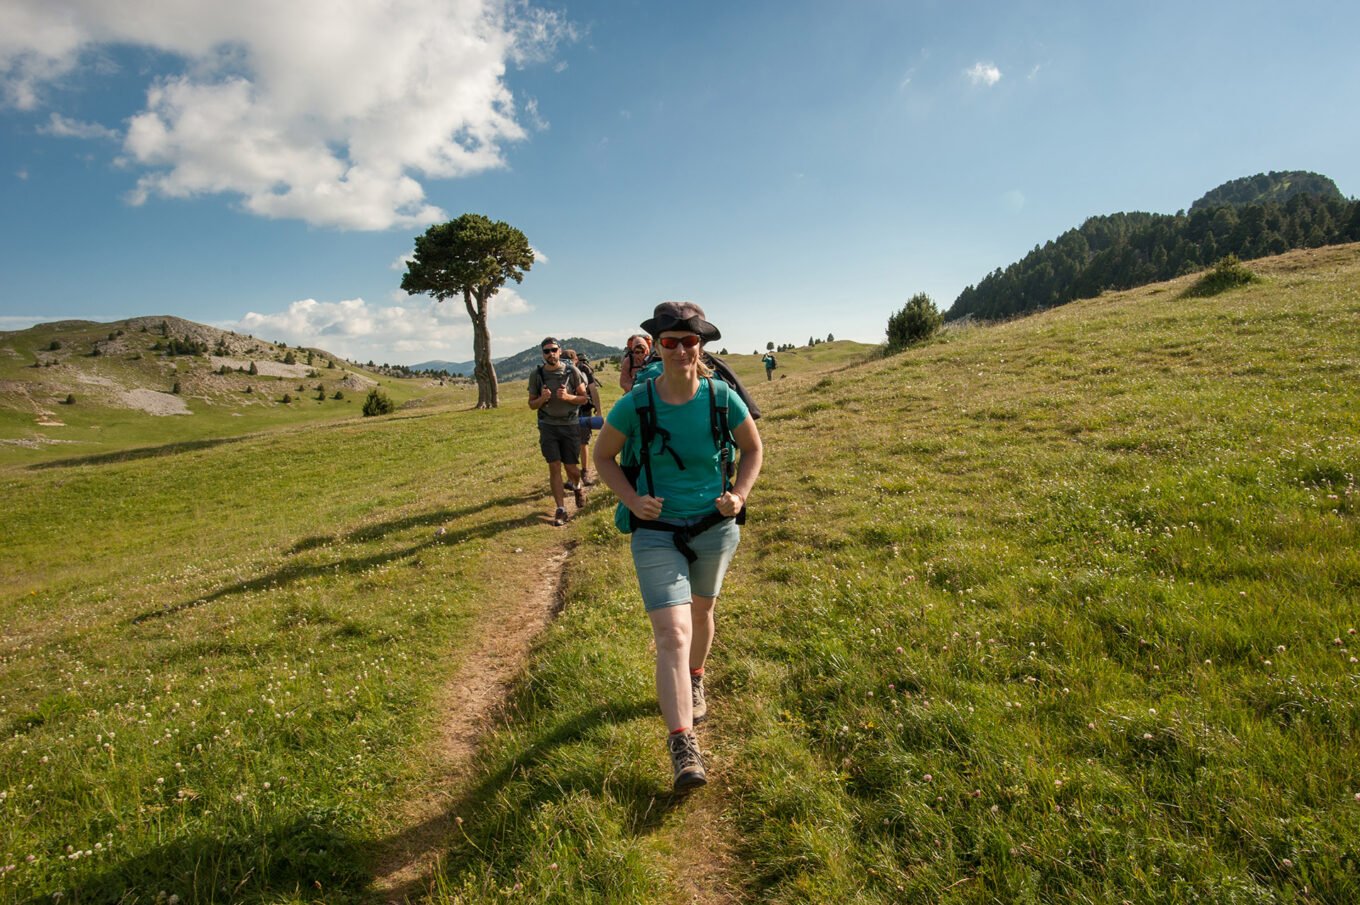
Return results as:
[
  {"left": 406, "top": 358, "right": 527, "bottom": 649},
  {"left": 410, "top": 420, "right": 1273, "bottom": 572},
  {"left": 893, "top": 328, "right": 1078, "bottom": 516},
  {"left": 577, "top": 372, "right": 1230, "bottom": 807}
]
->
[
  {"left": 425, "top": 246, "right": 1360, "bottom": 903},
  {"left": 0, "top": 395, "right": 566, "bottom": 903},
  {"left": 3, "top": 246, "right": 1359, "bottom": 903}
]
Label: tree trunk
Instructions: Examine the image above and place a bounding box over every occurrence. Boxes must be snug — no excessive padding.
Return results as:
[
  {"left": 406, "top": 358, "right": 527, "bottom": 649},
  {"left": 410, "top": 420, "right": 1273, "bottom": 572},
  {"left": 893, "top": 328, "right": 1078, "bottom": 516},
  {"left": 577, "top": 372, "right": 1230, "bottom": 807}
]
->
[{"left": 467, "top": 290, "right": 498, "bottom": 408}]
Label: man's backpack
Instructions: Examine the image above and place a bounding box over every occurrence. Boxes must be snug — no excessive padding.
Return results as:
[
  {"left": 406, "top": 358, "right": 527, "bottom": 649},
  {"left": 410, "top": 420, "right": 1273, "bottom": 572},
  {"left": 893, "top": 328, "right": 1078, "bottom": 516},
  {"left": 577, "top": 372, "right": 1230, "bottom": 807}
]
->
[
  {"left": 614, "top": 376, "right": 746, "bottom": 552},
  {"left": 535, "top": 361, "right": 583, "bottom": 392}
]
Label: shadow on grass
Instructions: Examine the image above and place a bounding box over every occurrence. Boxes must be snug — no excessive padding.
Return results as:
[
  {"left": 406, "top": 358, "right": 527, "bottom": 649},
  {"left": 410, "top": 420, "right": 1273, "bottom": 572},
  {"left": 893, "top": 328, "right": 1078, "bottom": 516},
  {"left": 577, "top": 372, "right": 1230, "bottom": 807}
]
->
[
  {"left": 130, "top": 506, "right": 541, "bottom": 625},
  {"left": 26, "top": 434, "right": 254, "bottom": 470},
  {"left": 370, "top": 699, "right": 677, "bottom": 902},
  {"left": 286, "top": 491, "right": 541, "bottom": 554},
  {"left": 40, "top": 812, "right": 366, "bottom": 904}
]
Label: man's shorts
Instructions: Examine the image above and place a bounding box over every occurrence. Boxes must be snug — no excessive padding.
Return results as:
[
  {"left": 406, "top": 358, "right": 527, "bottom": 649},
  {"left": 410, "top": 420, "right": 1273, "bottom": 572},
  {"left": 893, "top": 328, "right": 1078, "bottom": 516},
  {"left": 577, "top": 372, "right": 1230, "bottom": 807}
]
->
[
  {"left": 539, "top": 422, "right": 580, "bottom": 464},
  {"left": 631, "top": 518, "right": 740, "bottom": 611}
]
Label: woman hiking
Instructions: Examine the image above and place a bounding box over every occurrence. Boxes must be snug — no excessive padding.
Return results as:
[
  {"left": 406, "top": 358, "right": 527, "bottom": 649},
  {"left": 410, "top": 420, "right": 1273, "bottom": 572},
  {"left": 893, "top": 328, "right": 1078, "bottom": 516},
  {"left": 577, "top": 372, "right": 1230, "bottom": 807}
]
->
[{"left": 594, "top": 302, "right": 763, "bottom": 791}]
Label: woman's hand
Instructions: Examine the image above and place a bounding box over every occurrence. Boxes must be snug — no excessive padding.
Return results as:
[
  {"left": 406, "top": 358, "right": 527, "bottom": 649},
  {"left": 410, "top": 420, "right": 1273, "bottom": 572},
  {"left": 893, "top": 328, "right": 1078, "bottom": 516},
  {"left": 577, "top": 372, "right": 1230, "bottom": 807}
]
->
[
  {"left": 629, "top": 494, "right": 664, "bottom": 521},
  {"left": 715, "top": 490, "right": 744, "bottom": 517}
]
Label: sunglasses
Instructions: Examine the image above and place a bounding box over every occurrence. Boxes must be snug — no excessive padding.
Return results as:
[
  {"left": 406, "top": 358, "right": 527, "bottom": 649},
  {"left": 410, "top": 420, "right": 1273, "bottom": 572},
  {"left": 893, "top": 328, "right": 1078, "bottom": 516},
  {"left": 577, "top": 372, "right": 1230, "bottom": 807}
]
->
[
  {"left": 658, "top": 335, "right": 702, "bottom": 350},
  {"left": 542, "top": 347, "right": 559, "bottom": 355},
  {"left": 629, "top": 346, "right": 647, "bottom": 354}
]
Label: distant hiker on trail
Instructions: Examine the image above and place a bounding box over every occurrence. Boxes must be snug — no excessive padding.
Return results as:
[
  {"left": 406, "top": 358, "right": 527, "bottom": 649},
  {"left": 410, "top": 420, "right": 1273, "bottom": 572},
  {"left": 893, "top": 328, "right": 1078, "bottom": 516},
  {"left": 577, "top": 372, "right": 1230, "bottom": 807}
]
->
[
  {"left": 528, "top": 337, "right": 589, "bottom": 526},
  {"left": 594, "top": 302, "right": 764, "bottom": 792},
  {"left": 619, "top": 334, "right": 653, "bottom": 391},
  {"left": 564, "top": 348, "right": 602, "bottom": 486},
  {"left": 762, "top": 351, "right": 777, "bottom": 380}
]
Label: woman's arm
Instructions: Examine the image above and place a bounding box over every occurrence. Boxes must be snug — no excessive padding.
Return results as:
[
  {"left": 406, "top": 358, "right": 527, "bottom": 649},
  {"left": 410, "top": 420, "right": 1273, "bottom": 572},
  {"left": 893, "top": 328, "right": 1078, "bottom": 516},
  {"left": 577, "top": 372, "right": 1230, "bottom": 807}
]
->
[
  {"left": 593, "top": 423, "right": 664, "bottom": 520},
  {"left": 716, "top": 416, "right": 762, "bottom": 517}
]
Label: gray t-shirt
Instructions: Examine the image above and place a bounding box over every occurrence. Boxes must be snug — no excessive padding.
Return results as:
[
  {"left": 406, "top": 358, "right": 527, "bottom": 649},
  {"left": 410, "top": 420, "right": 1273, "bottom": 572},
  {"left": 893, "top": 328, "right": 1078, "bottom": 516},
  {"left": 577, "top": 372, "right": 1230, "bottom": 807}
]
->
[{"left": 528, "top": 363, "right": 586, "bottom": 426}]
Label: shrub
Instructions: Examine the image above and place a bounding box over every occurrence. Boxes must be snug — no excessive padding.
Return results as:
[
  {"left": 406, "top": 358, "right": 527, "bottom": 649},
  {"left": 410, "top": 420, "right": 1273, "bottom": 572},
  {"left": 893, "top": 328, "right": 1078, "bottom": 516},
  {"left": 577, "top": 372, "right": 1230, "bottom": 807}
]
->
[
  {"left": 248, "top": 361, "right": 259, "bottom": 375},
  {"left": 1184, "top": 255, "right": 1261, "bottom": 298},
  {"left": 332, "top": 391, "right": 344, "bottom": 400},
  {"left": 62, "top": 393, "right": 75, "bottom": 405},
  {"left": 281, "top": 393, "right": 293, "bottom": 404},
  {"left": 887, "top": 292, "right": 943, "bottom": 349},
  {"left": 48, "top": 339, "right": 62, "bottom": 351},
  {"left": 171, "top": 381, "right": 181, "bottom": 395},
  {"left": 362, "top": 388, "right": 395, "bottom": 416}
]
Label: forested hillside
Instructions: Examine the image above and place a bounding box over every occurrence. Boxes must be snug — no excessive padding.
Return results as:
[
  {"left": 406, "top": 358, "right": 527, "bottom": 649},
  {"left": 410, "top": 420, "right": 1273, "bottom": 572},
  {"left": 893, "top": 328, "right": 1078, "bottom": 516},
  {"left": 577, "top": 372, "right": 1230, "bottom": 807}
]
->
[
  {"left": 947, "top": 172, "right": 1360, "bottom": 322},
  {"left": 1190, "top": 169, "right": 1343, "bottom": 211}
]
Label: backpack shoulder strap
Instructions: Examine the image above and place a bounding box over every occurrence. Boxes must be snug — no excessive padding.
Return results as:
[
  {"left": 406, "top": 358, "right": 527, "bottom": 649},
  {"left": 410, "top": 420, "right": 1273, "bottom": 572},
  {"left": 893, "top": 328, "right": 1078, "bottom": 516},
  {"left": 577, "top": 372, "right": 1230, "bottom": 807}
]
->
[
  {"left": 707, "top": 377, "right": 735, "bottom": 491},
  {"left": 634, "top": 378, "right": 657, "bottom": 499}
]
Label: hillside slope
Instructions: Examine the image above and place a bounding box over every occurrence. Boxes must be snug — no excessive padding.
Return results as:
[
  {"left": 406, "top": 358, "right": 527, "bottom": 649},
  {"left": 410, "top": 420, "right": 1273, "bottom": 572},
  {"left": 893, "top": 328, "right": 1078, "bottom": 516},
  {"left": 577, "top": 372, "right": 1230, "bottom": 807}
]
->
[
  {"left": 0, "top": 316, "right": 465, "bottom": 466},
  {"left": 434, "top": 243, "right": 1360, "bottom": 902}
]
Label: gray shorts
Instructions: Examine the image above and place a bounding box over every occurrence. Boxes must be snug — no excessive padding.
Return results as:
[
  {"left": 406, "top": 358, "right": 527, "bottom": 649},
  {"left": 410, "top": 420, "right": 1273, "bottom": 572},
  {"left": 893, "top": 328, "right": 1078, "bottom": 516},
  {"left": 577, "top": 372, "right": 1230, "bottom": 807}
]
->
[
  {"left": 538, "top": 422, "right": 580, "bottom": 464},
  {"left": 631, "top": 518, "right": 740, "bottom": 611}
]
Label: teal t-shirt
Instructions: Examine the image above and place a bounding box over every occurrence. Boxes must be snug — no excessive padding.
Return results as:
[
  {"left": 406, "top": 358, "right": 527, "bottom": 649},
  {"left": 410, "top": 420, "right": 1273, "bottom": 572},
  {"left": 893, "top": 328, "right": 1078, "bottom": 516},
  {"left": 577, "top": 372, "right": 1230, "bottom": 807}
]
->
[{"left": 606, "top": 377, "right": 750, "bottom": 520}]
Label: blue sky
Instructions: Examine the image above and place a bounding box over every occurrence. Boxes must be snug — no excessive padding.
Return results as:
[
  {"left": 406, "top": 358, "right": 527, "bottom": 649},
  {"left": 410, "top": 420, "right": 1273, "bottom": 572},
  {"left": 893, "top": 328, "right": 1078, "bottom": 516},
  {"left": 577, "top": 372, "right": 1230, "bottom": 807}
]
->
[{"left": 2, "top": 0, "right": 1358, "bottom": 364}]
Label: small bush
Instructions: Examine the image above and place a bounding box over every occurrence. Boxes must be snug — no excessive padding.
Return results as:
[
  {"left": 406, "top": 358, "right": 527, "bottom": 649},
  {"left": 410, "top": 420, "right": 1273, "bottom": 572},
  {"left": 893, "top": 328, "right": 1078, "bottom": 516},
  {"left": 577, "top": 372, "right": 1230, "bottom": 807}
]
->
[
  {"left": 171, "top": 381, "right": 181, "bottom": 395},
  {"left": 62, "top": 393, "right": 75, "bottom": 405},
  {"left": 362, "top": 388, "right": 395, "bottom": 417},
  {"left": 887, "top": 291, "right": 943, "bottom": 350},
  {"left": 1184, "top": 255, "right": 1261, "bottom": 297},
  {"left": 48, "top": 339, "right": 62, "bottom": 351},
  {"left": 332, "top": 391, "right": 344, "bottom": 400},
  {"left": 281, "top": 393, "right": 293, "bottom": 404}
]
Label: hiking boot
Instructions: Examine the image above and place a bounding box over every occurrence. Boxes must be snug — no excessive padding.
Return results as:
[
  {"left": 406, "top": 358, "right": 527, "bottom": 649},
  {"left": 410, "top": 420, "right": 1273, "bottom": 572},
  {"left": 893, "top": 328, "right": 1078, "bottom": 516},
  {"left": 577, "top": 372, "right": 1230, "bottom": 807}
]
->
[
  {"left": 564, "top": 481, "right": 577, "bottom": 491},
  {"left": 553, "top": 507, "right": 569, "bottom": 526},
  {"left": 691, "top": 672, "right": 708, "bottom": 725},
  {"left": 573, "top": 483, "right": 586, "bottom": 509},
  {"left": 582, "top": 471, "right": 598, "bottom": 487},
  {"left": 668, "top": 730, "right": 707, "bottom": 792}
]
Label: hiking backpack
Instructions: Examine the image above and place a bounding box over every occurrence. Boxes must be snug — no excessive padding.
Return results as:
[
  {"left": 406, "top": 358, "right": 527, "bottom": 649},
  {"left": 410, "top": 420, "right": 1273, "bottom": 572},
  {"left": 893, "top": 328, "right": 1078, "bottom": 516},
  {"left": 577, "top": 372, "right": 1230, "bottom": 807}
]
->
[
  {"left": 614, "top": 376, "right": 746, "bottom": 551},
  {"left": 632, "top": 351, "right": 761, "bottom": 420}
]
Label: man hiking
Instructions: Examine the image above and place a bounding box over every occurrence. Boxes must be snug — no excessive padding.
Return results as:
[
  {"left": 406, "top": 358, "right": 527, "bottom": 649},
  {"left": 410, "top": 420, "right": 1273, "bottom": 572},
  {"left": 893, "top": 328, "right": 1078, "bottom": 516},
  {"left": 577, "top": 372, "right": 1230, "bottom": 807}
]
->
[
  {"left": 528, "top": 337, "right": 590, "bottom": 526},
  {"left": 762, "top": 350, "right": 777, "bottom": 380}
]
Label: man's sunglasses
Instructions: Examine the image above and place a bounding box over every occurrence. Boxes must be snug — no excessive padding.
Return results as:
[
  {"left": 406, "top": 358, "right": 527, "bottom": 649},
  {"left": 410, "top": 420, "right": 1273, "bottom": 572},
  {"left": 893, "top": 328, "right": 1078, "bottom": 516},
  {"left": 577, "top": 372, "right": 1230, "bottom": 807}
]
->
[
  {"left": 542, "top": 347, "right": 559, "bottom": 355},
  {"left": 658, "top": 335, "right": 702, "bottom": 350},
  {"left": 629, "top": 346, "right": 648, "bottom": 355}
]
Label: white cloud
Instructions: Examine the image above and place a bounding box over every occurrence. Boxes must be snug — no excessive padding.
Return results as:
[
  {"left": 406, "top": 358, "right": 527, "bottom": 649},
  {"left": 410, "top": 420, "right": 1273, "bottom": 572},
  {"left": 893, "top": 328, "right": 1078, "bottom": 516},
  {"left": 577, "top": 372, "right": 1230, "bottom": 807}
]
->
[
  {"left": 390, "top": 252, "right": 415, "bottom": 272},
  {"left": 1002, "top": 189, "right": 1025, "bottom": 212},
  {"left": 965, "top": 62, "right": 1002, "bottom": 87},
  {"left": 227, "top": 288, "right": 534, "bottom": 362},
  {"left": 38, "top": 112, "right": 119, "bottom": 140},
  {"left": 524, "top": 96, "right": 548, "bottom": 131},
  {"left": 529, "top": 245, "right": 548, "bottom": 264},
  {"left": 15, "top": 168, "right": 28, "bottom": 180},
  {"left": 1, "top": 0, "right": 575, "bottom": 230}
]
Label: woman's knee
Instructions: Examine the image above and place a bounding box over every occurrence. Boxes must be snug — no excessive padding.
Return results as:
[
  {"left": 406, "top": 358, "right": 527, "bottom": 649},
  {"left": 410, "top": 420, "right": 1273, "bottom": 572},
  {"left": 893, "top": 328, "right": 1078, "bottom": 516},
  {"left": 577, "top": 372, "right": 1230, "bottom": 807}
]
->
[{"left": 652, "top": 618, "right": 691, "bottom": 654}]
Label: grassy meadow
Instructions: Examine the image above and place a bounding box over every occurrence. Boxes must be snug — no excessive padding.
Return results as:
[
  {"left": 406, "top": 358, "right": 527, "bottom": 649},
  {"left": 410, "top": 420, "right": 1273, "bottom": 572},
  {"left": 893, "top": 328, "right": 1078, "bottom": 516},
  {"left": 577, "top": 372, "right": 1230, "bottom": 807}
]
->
[{"left": 2, "top": 245, "right": 1359, "bottom": 903}]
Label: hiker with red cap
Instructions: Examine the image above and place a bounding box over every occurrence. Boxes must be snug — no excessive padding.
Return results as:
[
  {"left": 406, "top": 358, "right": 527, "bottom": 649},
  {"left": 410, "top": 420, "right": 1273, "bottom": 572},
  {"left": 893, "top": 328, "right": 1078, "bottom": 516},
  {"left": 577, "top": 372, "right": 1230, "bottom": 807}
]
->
[{"left": 594, "top": 302, "right": 764, "bottom": 792}]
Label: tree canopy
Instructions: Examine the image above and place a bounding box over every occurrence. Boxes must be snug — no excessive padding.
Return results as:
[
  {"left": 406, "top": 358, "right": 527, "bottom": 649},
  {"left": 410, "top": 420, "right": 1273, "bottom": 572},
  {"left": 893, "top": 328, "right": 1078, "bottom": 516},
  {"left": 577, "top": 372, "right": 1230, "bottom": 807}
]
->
[{"left": 401, "top": 214, "right": 534, "bottom": 408}]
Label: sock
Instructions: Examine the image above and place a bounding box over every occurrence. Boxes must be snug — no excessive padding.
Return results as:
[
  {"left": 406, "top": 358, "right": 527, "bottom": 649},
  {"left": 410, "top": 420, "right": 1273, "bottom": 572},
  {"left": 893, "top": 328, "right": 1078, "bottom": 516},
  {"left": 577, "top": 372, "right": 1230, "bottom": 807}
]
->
[
  {"left": 669, "top": 726, "right": 690, "bottom": 736},
  {"left": 690, "top": 667, "right": 704, "bottom": 677}
]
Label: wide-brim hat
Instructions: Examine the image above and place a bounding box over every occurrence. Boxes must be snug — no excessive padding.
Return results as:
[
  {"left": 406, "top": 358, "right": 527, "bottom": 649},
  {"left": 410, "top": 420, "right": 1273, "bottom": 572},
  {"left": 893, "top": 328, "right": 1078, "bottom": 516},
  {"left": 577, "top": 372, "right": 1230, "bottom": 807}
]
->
[{"left": 640, "top": 301, "right": 721, "bottom": 342}]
